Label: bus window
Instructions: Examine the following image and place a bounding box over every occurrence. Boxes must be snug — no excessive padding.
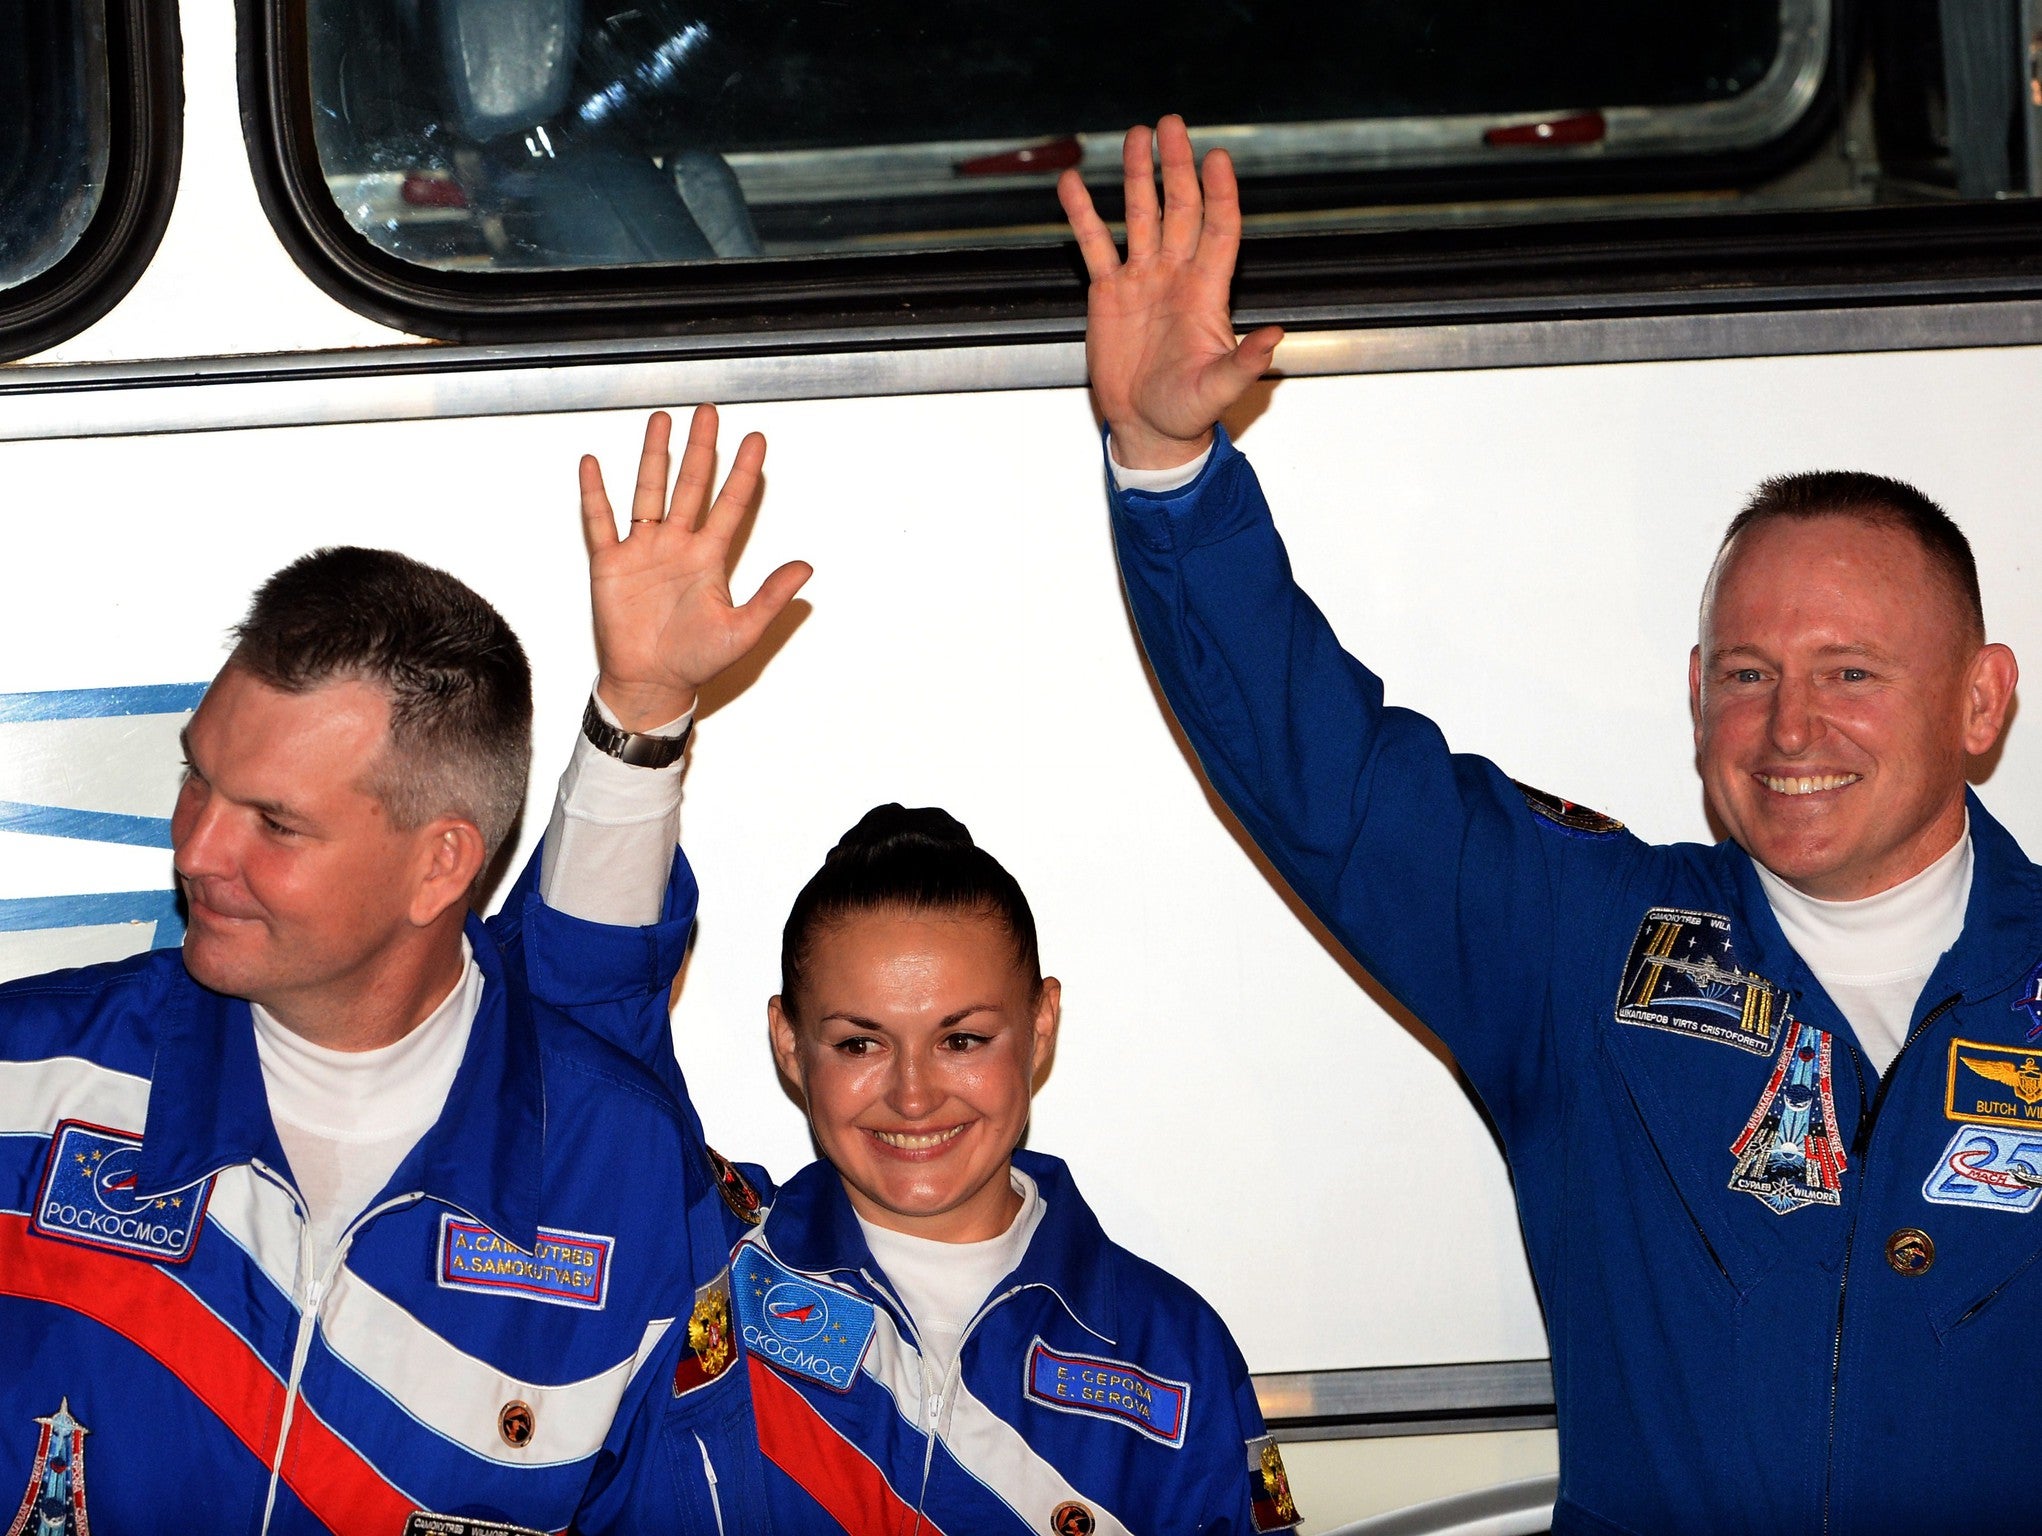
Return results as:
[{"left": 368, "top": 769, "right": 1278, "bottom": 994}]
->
[
  {"left": 270, "top": 0, "right": 2042, "bottom": 339},
  {"left": 306, "top": 0, "right": 1827, "bottom": 270},
  {"left": 1, "top": 1, "right": 111, "bottom": 291}
]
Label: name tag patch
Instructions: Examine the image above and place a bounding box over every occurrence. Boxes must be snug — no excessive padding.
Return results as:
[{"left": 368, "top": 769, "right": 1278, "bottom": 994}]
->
[
  {"left": 31, "top": 1121, "right": 212, "bottom": 1264},
  {"left": 1025, "top": 1339, "right": 1190, "bottom": 1448},
  {"left": 402, "top": 1515, "right": 547, "bottom": 1535},
  {"left": 438, "top": 1216, "right": 612, "bottom": 1310},
  {"left": 732, "top": 1243, "right": 874, "bottom": 1393},
  {"left": 1616, "top": 907, "right": 1783, "bottom": 1057},
  {"left": 1923, "top": 1125, "right": 2042, "bottom": 1212},
  {"left": 1945, "top": 1040, "right": 2042, "bottom": 1130}
]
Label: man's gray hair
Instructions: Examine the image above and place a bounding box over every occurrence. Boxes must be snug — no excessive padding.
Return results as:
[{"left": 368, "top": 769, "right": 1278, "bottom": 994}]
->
[{"left": 228, "top": 547, "right": 533, "bottom": 860}]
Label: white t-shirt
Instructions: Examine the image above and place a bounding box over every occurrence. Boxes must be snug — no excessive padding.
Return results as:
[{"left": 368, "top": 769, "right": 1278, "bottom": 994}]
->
[
  {"left": 1753, "top": 827, "right": 1972, "bottom": 1077},
  {"left": 858, "top": 1168, "right": 1047, "bottom": 1394}
]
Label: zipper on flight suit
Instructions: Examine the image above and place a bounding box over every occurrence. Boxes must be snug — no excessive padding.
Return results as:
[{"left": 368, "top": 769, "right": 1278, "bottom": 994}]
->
[
  {"left": 1820, "top": 991, "right": 1961, "bottom": 1536},
  {"left": 693, "top": 1433, "right": 726, "bottom": 1536},
  {"left": 250, "top": 1160, "right": 425, "bottom": 1536}
]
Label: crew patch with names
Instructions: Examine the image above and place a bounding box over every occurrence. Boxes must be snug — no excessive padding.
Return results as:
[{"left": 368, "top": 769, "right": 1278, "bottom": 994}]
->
[
  {"left": 732, "top": 1243, "right": 875, "bottom": 1393},
  {"left": 437, "top": 1215, "right": 613, "bottom": 1310},
  {"left": 1614, "top": 908, "right": 1784, "bottom": 1056},
  {"left": 1245, "top": 1435, "right": 1301, "bottom": 1532},
  {"left": 1922, "top": 1125, "right": 2042, "bottom": 1213},
  {"left": 1514, "top": 781, "right": 1623, "bottom": 838},
  {"left": 672, "top": 1268, "right": 736, "bottom": 1398},
  {"left": 402, "top": 1515, "right": 547, "bottom": 1535},
  {"left": 1024, "top": 1339, "right": 1190, "bottom": 1448},
  {"left": 6, "top": 1400, "right": 88, "bottom": 1536},
  {"left": 1945, "top": 1040, "right": 2042, "bottom": 1131},
  {"left": 1728, "top": 1019, "right": 1847, "bottom": 1214},
  {"left": 31, "top": 1121, "right": 213, "bottom": 1264}
]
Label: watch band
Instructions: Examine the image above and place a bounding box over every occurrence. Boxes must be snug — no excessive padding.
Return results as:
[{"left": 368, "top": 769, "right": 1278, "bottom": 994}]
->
[{"left": 580, "top": 695, "right": 692, "bottom": 769}]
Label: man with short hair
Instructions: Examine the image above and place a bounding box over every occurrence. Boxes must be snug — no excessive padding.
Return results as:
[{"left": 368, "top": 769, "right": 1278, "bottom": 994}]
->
[
  {"left": 1062, "top": 119, "right": 2030, "bottom": 1533},
  {"left": 0, "top": 406, "right": 802, "bottom": 1534}
]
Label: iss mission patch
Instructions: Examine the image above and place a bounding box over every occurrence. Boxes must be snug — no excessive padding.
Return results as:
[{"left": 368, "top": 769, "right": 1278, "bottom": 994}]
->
[
  {"left": 1614, "top": 907, "right": 1784, "bottom": 1057},
  {"left": 31, "top": 1120, "right": 213, "bottom": 1263}
]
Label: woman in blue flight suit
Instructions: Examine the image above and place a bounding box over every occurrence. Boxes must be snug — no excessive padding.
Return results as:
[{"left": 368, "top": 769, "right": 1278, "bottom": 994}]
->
[{"left": 617, "top": 805, "right": 1299, "bottom": 1536}]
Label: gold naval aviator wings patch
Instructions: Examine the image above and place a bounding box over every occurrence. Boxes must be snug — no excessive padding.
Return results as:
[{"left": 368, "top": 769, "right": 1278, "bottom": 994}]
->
[{"left": 1946, "top": 1040, "right": 2042, "bottom": 1130}]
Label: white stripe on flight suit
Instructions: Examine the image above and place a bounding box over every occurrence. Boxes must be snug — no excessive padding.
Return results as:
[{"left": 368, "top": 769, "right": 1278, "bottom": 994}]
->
[
  {"left": 318, "top": 1265, "right": 676, "bottom": 1465},
  {"left": 0, "top": 1054, "right": 151, "bottom": 1146},
  {"left": 858, "top": 1300, "right": 1135, "bottom": 1536}
]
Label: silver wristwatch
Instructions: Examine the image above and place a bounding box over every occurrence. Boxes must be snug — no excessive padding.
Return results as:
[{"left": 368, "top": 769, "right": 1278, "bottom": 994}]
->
[{"left": 580, "top": 695, "right": 692, "bottom": 769}]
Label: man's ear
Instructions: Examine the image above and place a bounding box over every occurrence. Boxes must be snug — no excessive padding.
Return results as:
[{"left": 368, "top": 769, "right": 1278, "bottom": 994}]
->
[
  {"left": 1962, "top": 642, "right": 2020, "bottom": 757},
  {"left": 1030, "top": 977, "right": 1062, "bottom": 1092},
  {"left": 768, "top": 995, "right": 807, "bottom": 1107},
  {"left": 1688, "top": 644, "right": 1705, "bottom": 744},
  {"left": 409, "top": 818, "right": 488, "bottom": 927}
]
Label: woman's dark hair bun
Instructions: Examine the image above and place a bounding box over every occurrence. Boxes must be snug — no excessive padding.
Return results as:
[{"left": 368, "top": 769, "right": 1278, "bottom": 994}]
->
[
  {"left": 781, "top": 803, "right": 1039, "bottom": 1017},
  {"left": 827, "top": 804, "right": 976, "bottom": 862}
]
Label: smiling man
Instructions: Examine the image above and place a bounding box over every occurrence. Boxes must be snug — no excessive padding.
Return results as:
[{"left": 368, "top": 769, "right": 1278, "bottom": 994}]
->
[
  {"left": 1062, "top": 119, "right": 2032, "bottom": 1534},
  {"left": 0, "top": 407, "right": 805, "bottom": 1534}
]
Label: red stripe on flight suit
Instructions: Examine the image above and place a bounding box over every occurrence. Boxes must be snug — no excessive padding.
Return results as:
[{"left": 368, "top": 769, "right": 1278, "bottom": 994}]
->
[
  {"left": 0, "top": 1214, "right": 419, "bottom": 1533},
  {"left": 748, "top": 1355, "right": 942, "bottom": 1536}
]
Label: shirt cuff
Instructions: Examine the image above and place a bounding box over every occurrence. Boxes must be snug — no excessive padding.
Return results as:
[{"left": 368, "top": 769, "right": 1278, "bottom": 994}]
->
[
  {"left": 539, "top": 687, "right": 693, "bottom": 927},
  {"left": 1107, "top": 436, "right": 1213, "bottom": 494}
]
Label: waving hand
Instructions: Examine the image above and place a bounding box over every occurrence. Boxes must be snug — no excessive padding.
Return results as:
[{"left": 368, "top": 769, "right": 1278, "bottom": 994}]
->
[
  {"left": 1058, "top": 116, "right": 1282, "bottom": 470},
  {"left": 579, "top": 405, "right": 812, "bottom": 729}
]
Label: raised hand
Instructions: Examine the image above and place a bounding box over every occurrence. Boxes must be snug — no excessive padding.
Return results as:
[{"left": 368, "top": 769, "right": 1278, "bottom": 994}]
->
[
  {"left": 1057, "top": 116, "right": 1283, "bottom": 470},
  {"left": 579, "top": 405, "right": 812, "bottom": 729}
]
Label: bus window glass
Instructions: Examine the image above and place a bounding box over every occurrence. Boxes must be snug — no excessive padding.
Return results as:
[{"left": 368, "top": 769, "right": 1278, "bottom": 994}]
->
[
  {"left": 301, "top": 0, "right": 2032, "bottom": 275},
  {"left": 1, "top": 0, "right": 111, "bottom": 291}
]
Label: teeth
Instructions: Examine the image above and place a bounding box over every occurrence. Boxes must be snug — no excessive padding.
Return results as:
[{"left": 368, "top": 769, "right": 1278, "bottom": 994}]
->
[
  {"left": 1760, "top": 773, "right": 1860, "bottom": 796},
  {"left": 871, "top": 1126, "right": 966, "bottom": 1150}
]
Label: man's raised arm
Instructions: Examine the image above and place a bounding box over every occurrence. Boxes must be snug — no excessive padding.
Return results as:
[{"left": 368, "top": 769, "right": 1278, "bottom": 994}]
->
[{"left": 1063, "top": 121, "right": 1612, "bottom": 1130}]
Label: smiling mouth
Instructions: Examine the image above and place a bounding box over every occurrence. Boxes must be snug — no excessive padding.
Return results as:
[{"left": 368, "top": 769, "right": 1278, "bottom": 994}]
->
[
  {"left": 1758, "top": 773, "right": 1860, "bottom": 796},
  {"left": 868, "top": 1126, "right": 967, "bottom": 1151}
]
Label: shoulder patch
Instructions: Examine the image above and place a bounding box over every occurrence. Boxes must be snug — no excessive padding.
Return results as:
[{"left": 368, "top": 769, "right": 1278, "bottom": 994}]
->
[
  {"left": 1024, "top": 1337, "right": 1189, "bottom": 1448},
  {"left": 31, "top": 1120, "right": 213, "bottom": 1264},
  {"left": 708, "top": 1145, "right": 763, "bottom": 1225},
  {"left": 436, "top": 1215, "right": 612, "bottom": 1309},
  {"left": 1514, "top": 780, "right": 1622, "bottom": 837},
  {"left": 1614, "top": 907, "right": 1784, "bottom": 1057},
  {"left": 732, "top": 1242, "right": 874, "bottom": 1393},
  {"left": 1246, "top": 1435, "right": 1301, "bottom": 1530}
]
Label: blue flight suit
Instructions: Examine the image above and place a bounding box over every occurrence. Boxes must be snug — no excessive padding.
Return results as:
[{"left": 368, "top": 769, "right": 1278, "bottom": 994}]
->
[
  {"left": 623, "top": 1147, "right": 1295, "bottom": 1536},
  {"left": 1106, "top": 429, "right": 2042, "bottom": 1536},
  {"left": 0, "top": 849, "right": 753, "bottom": 1535}
]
